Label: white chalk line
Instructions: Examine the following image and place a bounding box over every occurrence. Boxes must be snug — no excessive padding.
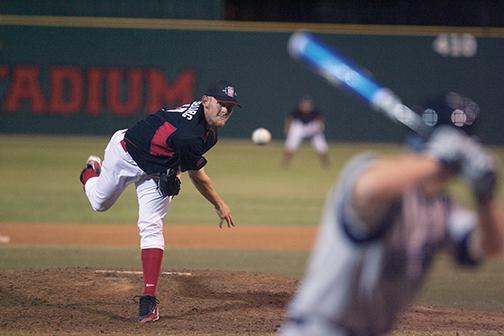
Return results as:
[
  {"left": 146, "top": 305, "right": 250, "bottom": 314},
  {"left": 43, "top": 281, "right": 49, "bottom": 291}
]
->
[{"left": 95, "top": 269, "right": 192, "bottom": 276}]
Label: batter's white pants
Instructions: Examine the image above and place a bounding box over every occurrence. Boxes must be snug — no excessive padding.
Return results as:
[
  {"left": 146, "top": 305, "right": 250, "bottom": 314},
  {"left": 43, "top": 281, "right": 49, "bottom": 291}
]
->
[
  {"left": 278, "top": 318, "right": 348, "bottom": 336},
  {"left": 84, "top": 129, "right": 171, "bottom": 250},
  {"left": 285, "top": 121, "right": 328, "bottom": 154}
]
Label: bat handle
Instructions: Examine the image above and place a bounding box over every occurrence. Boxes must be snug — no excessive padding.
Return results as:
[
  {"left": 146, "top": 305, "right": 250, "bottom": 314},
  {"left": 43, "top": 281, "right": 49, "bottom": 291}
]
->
[{"left": 371, "top": 89, "right": 431, "bottom": 138}]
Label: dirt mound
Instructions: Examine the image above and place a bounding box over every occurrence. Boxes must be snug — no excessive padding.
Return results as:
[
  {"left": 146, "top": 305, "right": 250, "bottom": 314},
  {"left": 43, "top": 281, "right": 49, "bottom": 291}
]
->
[
  {"left": 0, "top": 268, "right": 297, "bottom": 335},
  {"left": 396, "top": 305, "right": 504, "bottom": 335},
  {"left": 1, "top": 268, "right": 504, "bottom": 335}
]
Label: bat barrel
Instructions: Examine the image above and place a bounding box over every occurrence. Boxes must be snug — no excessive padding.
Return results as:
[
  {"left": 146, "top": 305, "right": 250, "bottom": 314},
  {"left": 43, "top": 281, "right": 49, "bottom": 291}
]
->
[
  {"left": 288, "top": 31, "right": 382, "bottom": 102},
  {"left": 288, "top": 30, "right": 431, "bottom": 138}
]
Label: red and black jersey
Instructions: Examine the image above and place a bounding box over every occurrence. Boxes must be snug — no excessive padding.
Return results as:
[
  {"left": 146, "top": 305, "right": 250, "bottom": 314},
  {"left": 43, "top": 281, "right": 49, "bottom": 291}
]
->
[{"left": 124, "top": 101, "right": 218, "bottom": 174}]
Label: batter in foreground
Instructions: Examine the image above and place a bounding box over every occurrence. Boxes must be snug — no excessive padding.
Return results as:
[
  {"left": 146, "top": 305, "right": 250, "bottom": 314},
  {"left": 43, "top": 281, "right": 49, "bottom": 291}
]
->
[{"left": 279, "top": 93, "right": 504, "bottom": 335}]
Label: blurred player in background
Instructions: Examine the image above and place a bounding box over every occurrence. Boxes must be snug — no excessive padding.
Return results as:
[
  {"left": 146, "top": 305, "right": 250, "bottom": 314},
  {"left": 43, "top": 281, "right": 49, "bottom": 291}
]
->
[
  {"left": 279, "top": 92, "right": 504, "bottom": 336},
  {"left": 282, "top": 95, "right": 330, "bottom": 168},
  {"left": 79, "top": 80, "right": 240, "bottom": 323}
]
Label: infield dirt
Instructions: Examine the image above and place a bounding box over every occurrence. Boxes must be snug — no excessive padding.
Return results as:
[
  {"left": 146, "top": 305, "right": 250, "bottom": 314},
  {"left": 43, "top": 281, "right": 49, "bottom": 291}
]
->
[
  {"left": 1, "top": 223, "right": 504, "bottom": 335},
  {"left": 0, "top": 223, "right": 316, "bottom": 250}
]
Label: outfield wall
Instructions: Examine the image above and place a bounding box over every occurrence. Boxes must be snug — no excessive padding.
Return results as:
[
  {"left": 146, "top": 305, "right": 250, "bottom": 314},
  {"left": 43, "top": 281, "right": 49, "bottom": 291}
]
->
[{"left": 1, "top": 16, "right": 503, "bottom": 143}]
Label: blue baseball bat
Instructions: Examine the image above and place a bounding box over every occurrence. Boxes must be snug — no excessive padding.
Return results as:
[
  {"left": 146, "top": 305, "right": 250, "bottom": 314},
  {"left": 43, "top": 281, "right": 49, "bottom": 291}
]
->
[{"left": 288, "top": 31, "right": 430, "bottom": 137}]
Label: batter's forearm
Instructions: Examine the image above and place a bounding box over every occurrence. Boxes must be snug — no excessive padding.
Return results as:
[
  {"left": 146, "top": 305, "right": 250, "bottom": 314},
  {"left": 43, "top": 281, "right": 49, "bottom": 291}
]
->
[
  {"left": 352, "top": 155, "right": 445, "bottom": 229},
  {"left": 354, "top": 154, "right": 442, "bottom": 203}
]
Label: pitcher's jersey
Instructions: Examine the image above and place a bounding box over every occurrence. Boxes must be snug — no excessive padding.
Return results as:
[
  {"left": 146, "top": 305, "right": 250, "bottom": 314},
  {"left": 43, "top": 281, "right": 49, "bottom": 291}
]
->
[
  {"left": 124, "top": 101, "right": 218, "bottom": 174},
  {"left": 284, "top": 153, "right": 479, "bottom": 336}
]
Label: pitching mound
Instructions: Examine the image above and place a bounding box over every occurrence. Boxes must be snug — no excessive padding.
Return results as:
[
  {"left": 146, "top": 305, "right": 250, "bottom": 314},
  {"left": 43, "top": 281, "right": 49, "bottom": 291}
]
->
[
  {"left": 0, "top": 268, "right": 296, "bottom": 335},
  {"left": 1, "top": 268, "right": 504, "bottom": 335}
]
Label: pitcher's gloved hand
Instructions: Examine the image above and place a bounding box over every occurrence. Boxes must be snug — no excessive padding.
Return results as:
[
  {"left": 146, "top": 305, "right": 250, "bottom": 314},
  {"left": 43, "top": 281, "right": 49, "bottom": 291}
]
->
[{"left": 157, "top": 168, "right": 181, "bottom": 197}]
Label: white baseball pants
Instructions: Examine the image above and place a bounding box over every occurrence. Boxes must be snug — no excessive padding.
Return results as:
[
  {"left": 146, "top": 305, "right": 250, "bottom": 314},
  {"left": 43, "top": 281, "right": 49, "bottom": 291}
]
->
[
  {"left": 285, "top": 120, "right": 328, "bottom": 153},
  {"left": 84, "top": 129, "right": 171, "bottom": 250}
]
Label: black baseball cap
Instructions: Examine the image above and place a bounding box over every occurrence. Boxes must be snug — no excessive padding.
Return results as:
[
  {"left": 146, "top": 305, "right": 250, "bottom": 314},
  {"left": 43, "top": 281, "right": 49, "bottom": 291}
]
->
[{"left": 205, "top": 80, "right": 241, "bottom": 107}]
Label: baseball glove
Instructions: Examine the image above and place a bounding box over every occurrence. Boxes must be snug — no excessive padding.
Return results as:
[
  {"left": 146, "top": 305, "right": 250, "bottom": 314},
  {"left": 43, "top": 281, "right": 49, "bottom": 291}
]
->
[{"left": 157, "top": 168, "right": 181, "bottom": 197}]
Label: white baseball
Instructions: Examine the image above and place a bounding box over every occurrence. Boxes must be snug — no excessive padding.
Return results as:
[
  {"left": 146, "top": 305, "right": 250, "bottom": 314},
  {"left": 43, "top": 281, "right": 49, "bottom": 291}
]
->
[{"left": 251, "top": 128, "right": 272, "bottom": 145}]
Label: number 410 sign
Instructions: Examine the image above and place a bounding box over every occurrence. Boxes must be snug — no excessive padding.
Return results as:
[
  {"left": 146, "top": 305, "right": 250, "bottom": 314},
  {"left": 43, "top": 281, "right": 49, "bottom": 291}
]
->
[{"left": 433, "top": 33, "right": 477, "bottom": 58}]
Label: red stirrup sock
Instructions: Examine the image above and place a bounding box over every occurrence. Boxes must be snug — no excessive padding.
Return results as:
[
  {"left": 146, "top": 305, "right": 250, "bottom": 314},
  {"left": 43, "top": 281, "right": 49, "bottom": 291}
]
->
[
  {"left": 80, "top": 167, "right": 99, "bottom": 185},
  {"left": 141, "top": 248, "right": 164, "bottom": 297}
]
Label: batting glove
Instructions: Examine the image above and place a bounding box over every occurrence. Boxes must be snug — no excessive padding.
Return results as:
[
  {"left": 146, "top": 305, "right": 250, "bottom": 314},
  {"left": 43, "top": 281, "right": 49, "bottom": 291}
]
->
[
  {"left": 425, "top": 126, "right": 499, "bottom": 204},
  {"left": 425, "top": 126, "right": 466, "bottom": 171}
]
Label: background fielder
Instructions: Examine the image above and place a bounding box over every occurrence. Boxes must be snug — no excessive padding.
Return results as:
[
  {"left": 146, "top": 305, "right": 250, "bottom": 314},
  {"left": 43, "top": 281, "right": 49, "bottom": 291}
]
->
[
  {"left": 282, "top": 95, "right": 330, "bottom": 168},
  {"left": 79, "top": 80, "right": 240, "bottom": 324},
  {"left": 279, "top": 93, "right": 504, "bottom": 336}
]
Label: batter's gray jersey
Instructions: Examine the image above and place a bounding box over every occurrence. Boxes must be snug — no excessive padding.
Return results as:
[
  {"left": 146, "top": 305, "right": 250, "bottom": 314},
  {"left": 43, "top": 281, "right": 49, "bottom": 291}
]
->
[{"left": 280, "top": 153, "right": 479, "bottom": 336}]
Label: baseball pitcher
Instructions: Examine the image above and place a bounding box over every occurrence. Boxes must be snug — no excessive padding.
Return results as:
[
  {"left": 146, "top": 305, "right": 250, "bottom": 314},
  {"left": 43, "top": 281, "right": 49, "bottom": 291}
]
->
[{"left": 79, "top": 80, "right": 240, "bottom": 323}]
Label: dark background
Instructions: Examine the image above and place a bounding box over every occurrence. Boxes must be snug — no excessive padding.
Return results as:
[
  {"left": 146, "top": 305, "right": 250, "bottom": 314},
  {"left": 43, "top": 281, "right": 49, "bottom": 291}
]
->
[
  {"left": 2, "top": 0, "right": 504, "bottom": 27},
  {"left": 1, "top": 1, "right": 503, "bottom": 143},
  {"left": 226, "top": 0, "right": 504, "bottom": 27}
]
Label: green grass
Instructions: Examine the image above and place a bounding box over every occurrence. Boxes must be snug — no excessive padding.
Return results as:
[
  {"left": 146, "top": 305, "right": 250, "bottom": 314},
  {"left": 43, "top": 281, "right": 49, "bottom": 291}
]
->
[
  {"left": 0, "top": 134, "right": 403, "bottom": 226},
  {"left": 0, "top": 246, "right": 308, "bottom": 277},
  {"left": 418, "top": 256, "right": 504, "bottom": 311},
  {"left": 4, "top": 134, "right": 503, "bottom": 225}
]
